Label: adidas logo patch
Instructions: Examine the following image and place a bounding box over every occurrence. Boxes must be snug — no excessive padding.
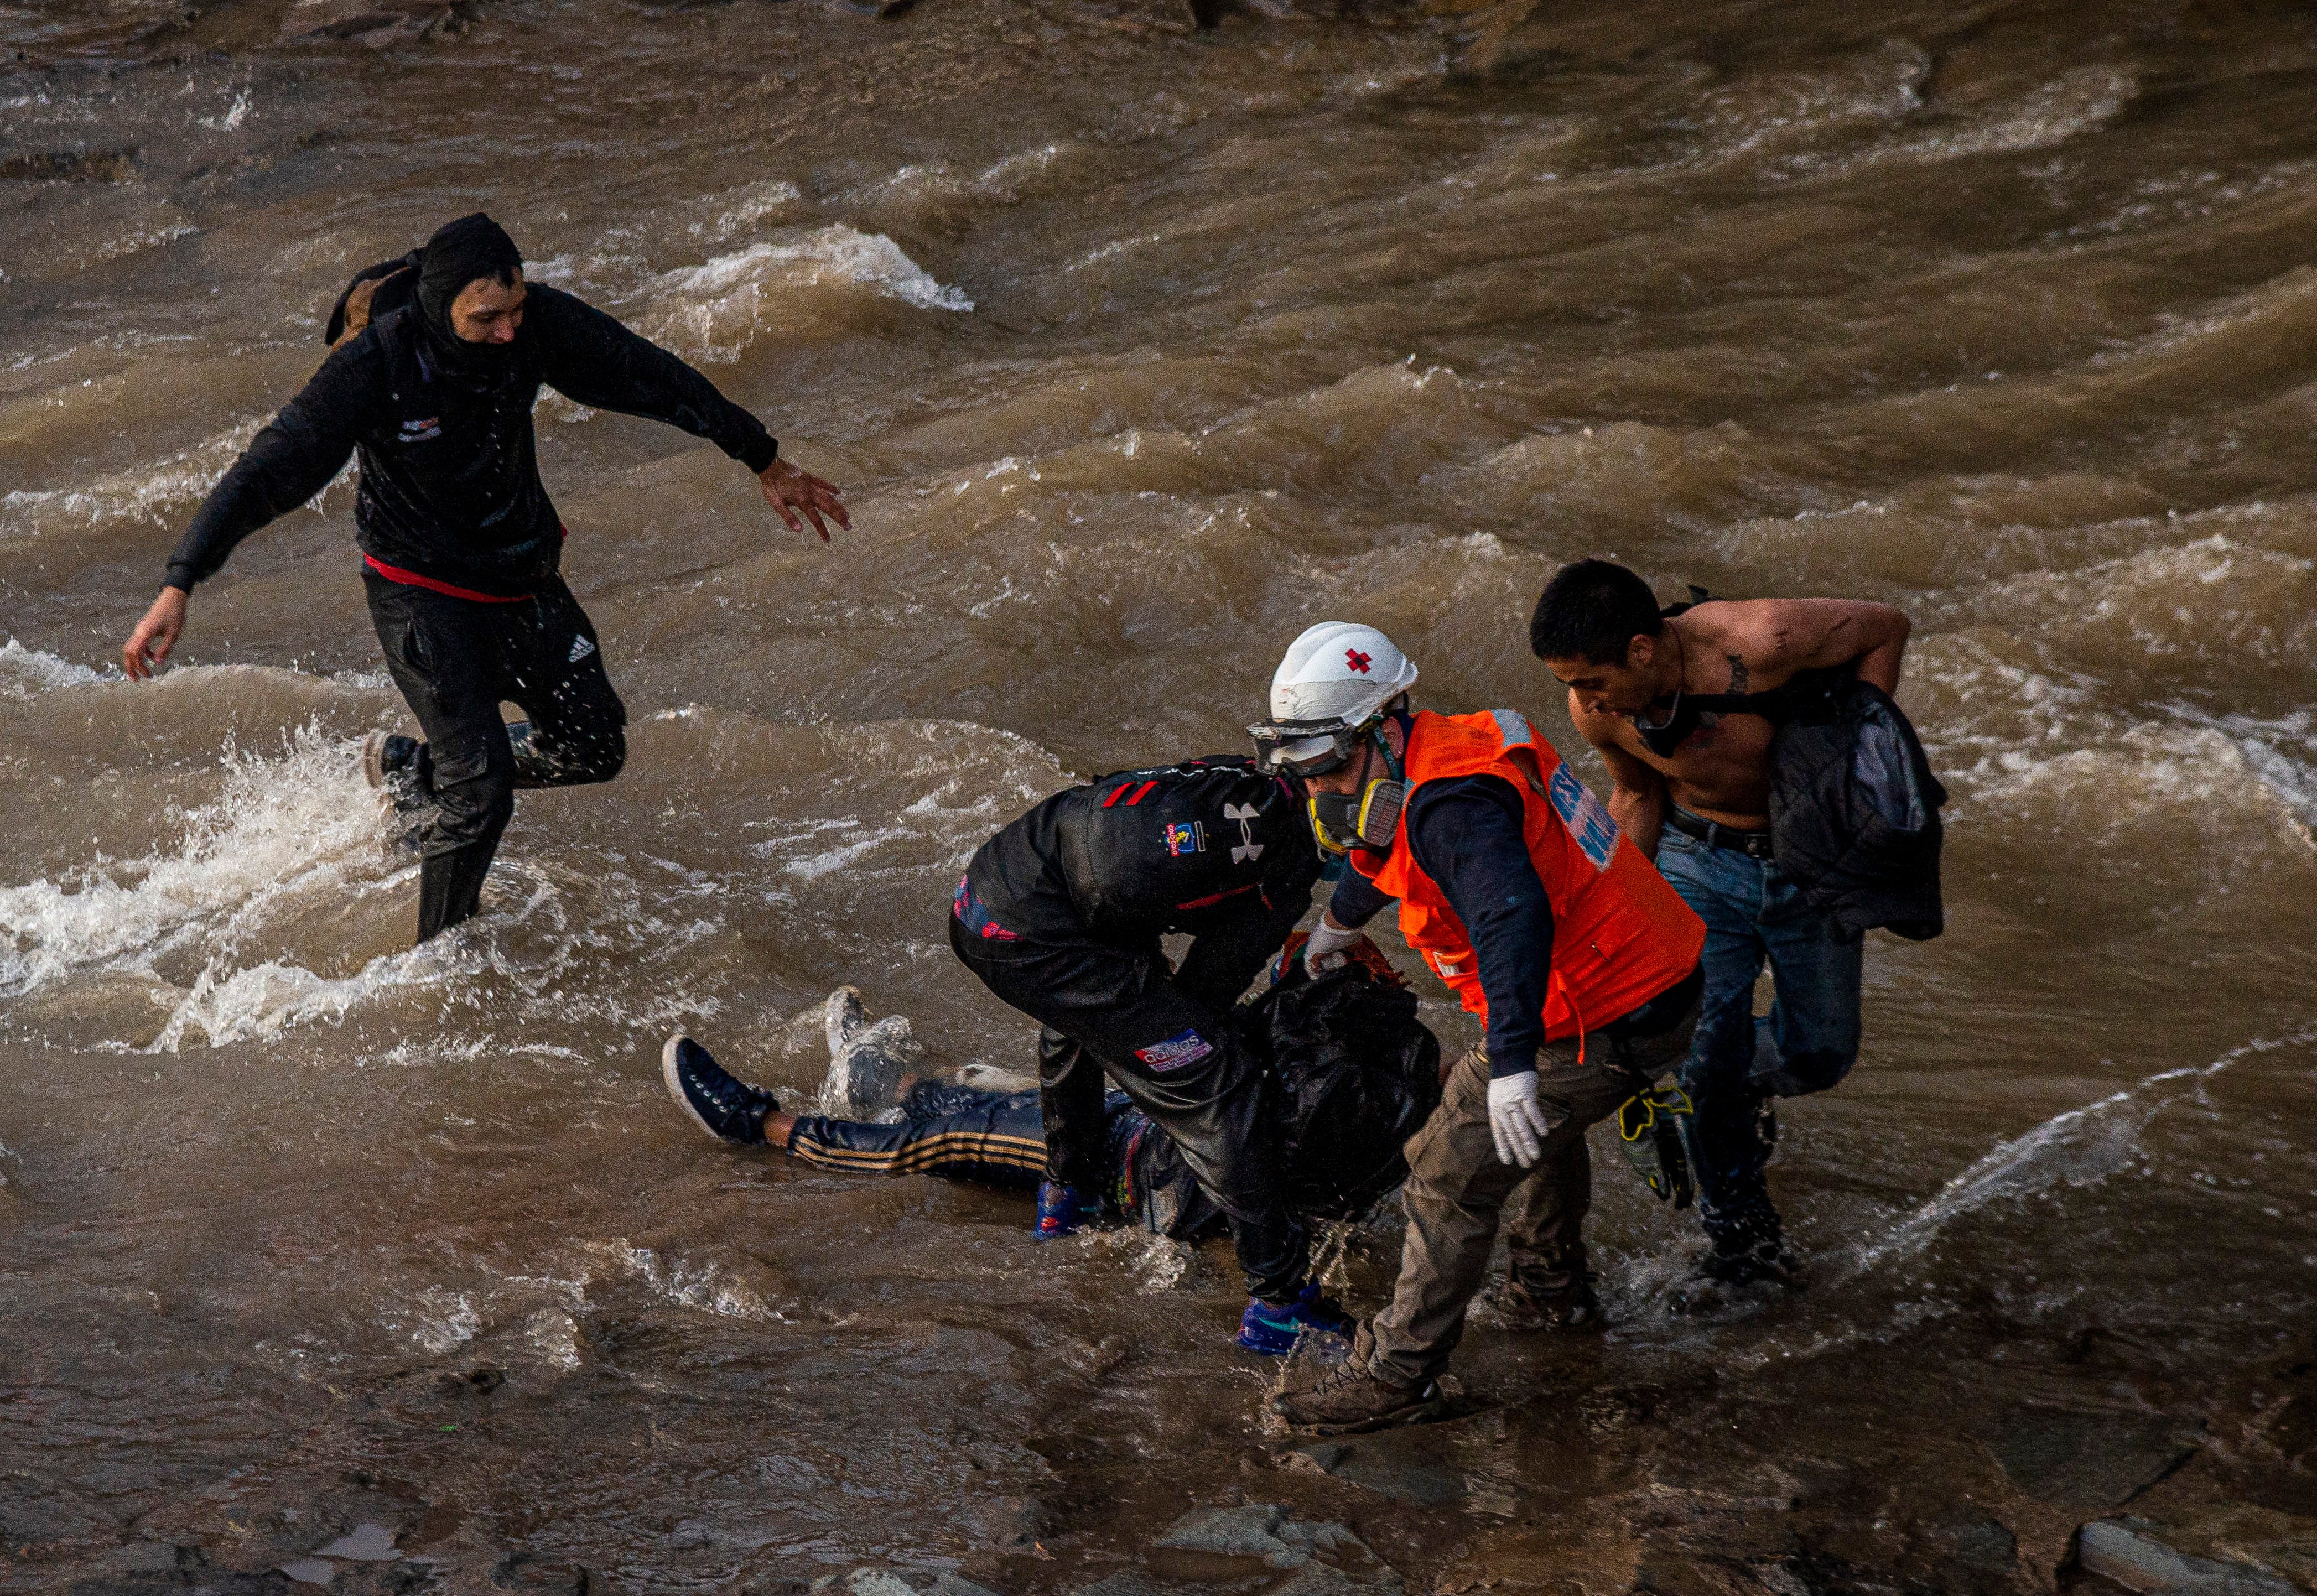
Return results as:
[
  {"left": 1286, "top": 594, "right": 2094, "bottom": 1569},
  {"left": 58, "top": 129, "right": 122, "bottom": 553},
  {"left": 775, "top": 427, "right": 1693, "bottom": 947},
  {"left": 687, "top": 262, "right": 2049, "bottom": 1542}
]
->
[{"left": 568, "top": 635, "right": 596, "bottom": 663}]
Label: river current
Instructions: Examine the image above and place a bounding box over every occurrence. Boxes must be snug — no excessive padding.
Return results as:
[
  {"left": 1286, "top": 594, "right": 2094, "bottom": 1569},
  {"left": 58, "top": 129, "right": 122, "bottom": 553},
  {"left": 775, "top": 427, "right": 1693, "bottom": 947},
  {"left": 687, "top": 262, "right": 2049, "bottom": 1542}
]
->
[{"left": 5, "top": 1, "right": 2317, "bottom": 1591}]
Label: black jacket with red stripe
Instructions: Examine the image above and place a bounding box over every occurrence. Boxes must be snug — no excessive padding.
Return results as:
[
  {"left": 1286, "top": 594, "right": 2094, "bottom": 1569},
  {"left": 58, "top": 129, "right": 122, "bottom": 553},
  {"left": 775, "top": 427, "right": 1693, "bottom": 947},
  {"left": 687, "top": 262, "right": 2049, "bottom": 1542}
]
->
[
  {"left": 163, "top": 284, "right": 776, "bottom": 599},
  {"left": 962, "top": 757, "right": 1321, "bottom": 990}
]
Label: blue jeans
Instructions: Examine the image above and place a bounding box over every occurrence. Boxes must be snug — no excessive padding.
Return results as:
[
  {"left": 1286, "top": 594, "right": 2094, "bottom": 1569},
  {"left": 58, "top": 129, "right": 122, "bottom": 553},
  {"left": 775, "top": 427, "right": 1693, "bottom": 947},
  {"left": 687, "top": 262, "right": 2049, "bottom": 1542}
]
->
[{"left": 1655, "top": 820, "right": 1863, "bottom": 1244}]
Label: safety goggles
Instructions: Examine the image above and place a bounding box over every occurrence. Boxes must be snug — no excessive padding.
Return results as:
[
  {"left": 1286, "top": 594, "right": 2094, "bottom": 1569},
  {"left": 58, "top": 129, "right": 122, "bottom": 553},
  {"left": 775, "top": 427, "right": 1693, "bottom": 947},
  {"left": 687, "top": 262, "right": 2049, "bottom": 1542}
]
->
[{"left": 1247, "top": 715, "right": 1372, "bottom": 778}]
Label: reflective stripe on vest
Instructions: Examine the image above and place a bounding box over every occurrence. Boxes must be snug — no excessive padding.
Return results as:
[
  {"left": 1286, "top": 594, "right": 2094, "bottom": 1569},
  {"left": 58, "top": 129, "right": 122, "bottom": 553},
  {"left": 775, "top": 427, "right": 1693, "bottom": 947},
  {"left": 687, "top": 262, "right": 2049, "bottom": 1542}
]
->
[{"left": 1352, "top": 709, "right": 1705, "bottom": 1041}]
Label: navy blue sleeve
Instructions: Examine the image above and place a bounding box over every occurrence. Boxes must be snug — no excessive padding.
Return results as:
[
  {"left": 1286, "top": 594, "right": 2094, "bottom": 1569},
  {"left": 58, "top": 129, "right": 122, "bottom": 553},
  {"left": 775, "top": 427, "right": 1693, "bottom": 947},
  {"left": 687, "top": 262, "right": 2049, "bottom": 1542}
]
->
[
  {"left": 1405, "top": 774, "right": 1555, "bottom": 1078},
  {"left": 1324, "top": 865, "right": 1394, "bottom": 930}
]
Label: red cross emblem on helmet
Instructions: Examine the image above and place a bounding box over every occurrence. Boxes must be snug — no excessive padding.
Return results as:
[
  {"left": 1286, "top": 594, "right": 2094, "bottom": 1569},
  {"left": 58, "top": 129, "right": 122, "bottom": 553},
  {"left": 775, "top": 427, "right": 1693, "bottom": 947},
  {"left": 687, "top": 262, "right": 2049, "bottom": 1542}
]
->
[{"left": 1344, "top": 648, "right": 1372, "bottom": 674}]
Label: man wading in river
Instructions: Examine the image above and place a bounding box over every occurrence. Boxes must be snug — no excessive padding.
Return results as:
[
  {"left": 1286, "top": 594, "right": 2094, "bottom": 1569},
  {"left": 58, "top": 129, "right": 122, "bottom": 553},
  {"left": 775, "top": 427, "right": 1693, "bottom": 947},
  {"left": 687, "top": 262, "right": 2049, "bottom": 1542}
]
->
[
  {"left": 120, "top": 214, "right": 848, "bottom": 943},
  {"left": 1531, "top": 560, "right": 1911, "bottom": 1295}
]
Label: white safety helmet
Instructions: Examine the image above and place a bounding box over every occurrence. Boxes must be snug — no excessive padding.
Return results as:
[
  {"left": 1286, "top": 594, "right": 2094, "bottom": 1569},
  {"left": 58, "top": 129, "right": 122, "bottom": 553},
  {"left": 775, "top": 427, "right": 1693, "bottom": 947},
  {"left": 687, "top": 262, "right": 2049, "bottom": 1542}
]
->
[{"left": 1249, "top": 621, "right": 1419, "bottom": 776}]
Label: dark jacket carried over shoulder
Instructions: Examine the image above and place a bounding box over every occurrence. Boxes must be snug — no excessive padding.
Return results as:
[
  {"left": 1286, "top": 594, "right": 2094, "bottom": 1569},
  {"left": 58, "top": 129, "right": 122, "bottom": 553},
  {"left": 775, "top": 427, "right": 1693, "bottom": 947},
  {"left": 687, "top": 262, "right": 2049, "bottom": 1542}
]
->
[
  {"left": 164, "top": 278, "right": 776, "bottom": 597},
  {"left": 1769, "top": 677, "right": 1947, "bottom": 941}
]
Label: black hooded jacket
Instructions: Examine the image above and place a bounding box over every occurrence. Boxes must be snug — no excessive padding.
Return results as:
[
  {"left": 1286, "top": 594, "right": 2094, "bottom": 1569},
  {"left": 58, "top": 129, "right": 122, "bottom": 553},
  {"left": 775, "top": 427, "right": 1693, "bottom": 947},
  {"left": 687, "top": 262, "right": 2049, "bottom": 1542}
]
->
[{"left": 164, "top": 281, "right": 777, "bottom": 597}]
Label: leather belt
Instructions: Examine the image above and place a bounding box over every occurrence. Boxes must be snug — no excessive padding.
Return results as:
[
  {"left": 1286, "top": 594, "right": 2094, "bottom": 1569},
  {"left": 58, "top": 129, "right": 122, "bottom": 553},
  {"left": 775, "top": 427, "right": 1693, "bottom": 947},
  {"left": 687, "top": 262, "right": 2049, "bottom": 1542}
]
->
[{"left": 1665, "top": 807, "right": 1774, "bottom": 860}]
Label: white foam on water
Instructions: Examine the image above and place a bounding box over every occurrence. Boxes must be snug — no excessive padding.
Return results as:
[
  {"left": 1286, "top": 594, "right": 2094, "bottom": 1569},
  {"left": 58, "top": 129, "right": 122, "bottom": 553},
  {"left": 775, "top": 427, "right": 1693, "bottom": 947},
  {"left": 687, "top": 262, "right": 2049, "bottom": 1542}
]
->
[
  {"left": 0, "top": 638, "right": 106, "bottom": 697},
  {"left": 196, "top": 87, "right": 251, "bottom": 131},
  {"left": 1693, "top": 40, "right": 1930, "bottom": 169},
  {"left": 705, "top": 178, "right": 803, "bottom": 239},
  {"left": 0, "top": 721, "right": 386, "bottom": 1001},
  {"left": 407, "top": 1286, "right": 483, "bottom": 1354},
  {"left": 641, "top": 225, "right": 971, "bottom": 363},
  {"left": 1960, "top": 719, "right": 2316, "bottom": 857},
  {"left": 147, "top": 935, "right": 476, "bottom": 1053},
  {"left": 0, "top": 419, "right": 263, "bottom": 542},
  {"left": 590, "top": 1242, "right": 789, "bottom": 1323},
  {"left": 1846, "top": 1025, "right": 2317, "bottom": 1278},
  {"left": 769, "top": 825, "right": 915, "bottom": 882},
  {"left": 523, "top": 1308, "right": 585, "bottom": 1371},
  {"left": 2171, "top": 705, "right": 2317, "bottom": 828},
  {"left": 1828, "top": 66, "right": 2136, "bottom": 176},
  {"left": 830, "top": 144, "right": 1084, "bottom": 214}
]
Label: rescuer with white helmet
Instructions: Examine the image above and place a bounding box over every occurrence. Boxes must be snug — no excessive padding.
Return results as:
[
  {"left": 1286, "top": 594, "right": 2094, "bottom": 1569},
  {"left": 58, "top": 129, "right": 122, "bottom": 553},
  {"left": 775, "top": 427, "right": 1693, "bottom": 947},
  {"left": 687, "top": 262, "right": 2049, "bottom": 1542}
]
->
[
  {"left": 938, "top": 736, "right": 1369, "bottom": 1355},
  {"left": 1255, "top": 621, "right": 1711, "bottom": 1435}
]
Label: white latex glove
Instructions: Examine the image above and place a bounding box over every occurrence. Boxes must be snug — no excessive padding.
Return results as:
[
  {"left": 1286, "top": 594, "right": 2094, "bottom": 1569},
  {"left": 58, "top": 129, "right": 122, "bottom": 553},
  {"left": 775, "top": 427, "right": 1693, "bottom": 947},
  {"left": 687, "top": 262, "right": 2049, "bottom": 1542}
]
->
[
  {"left": 1487, "top": 1070, "right": 1551, "bottom": 1168},
  {"left": 1302, "top": 913, "right": 1363, "bottom": 978}
]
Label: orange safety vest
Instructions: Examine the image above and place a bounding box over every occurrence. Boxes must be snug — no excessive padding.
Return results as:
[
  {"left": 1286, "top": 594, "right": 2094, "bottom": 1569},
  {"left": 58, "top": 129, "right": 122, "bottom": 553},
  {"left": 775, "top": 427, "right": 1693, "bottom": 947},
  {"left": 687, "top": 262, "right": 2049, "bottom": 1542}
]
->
[{"left": 1352, "top": 709, "right": 1705, "bottom": 1043}]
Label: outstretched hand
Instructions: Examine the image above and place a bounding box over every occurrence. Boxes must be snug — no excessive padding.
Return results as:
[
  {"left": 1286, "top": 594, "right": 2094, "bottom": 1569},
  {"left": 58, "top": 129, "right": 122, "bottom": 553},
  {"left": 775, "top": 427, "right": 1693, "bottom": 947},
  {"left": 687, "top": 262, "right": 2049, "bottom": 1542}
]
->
[
  {"left": 757, "top": 457, "right": 850, "bottom": 543},
  {"left": 122, "top": 586, "right": 189, "bottom": 680}
]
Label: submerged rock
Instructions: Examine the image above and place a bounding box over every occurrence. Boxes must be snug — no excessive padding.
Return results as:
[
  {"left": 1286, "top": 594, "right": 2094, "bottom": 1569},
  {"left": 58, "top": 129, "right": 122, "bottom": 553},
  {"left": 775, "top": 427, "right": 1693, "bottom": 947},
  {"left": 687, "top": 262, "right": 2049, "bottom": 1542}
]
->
[
  {"left": 1153, "top": 1503, "right": 1368, "bottom": 1569},
  {"left": 2070, "top": 1519, "right": 2296, "bottom": 1594}
]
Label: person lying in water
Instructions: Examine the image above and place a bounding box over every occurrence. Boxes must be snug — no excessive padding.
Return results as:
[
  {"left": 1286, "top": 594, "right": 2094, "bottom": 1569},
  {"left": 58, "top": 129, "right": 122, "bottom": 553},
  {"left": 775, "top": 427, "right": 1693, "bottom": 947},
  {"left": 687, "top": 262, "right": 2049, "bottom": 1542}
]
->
[{"left": 661, "top": 943, "right": 1443, "bottom": 1267}]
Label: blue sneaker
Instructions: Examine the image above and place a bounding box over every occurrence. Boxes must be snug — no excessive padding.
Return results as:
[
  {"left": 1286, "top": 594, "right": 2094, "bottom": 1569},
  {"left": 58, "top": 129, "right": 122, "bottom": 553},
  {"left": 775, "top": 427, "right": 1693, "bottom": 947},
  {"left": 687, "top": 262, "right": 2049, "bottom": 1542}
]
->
[
  {"left": 661, "top": 1033, "right": 777, "bottom": 1147},
  {"left": 1035, "top": 1181, "right": 1096, "bottom": 1240},
  {"left": 1238, "top": 1281, "right": 1354, "bottom": 1356}
]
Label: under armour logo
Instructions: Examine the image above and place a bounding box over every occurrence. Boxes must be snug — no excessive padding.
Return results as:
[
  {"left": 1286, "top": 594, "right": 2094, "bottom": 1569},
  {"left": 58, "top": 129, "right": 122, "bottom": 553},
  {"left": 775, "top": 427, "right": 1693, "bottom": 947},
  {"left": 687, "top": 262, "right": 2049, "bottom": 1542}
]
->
[
  {"left": 1224, "top": 801, "right": 1265, "bottom": 865},
  {"left": 568, "top": 635, "right": 596, "bottom": 663},
  {"left": 1344, "top": 648, "right": 1372, "bottom": 674}
]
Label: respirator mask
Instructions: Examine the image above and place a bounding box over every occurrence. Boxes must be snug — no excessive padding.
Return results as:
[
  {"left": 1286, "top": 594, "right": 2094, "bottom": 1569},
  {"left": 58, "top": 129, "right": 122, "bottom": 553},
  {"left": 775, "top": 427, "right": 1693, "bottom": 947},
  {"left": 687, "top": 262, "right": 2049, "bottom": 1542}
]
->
[{"left": 1305, "top": 772, "right": 1406, "bottom": 856}]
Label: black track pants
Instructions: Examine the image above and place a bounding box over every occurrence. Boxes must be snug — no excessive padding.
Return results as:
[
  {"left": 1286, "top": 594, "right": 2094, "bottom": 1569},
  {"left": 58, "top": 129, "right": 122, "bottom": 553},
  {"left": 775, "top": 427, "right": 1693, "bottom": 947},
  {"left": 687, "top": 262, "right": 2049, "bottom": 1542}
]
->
[
  {"left": 365, "top": 571, "right": 627, "bottom": 942},
  {"left": 949, "top": 917, "right": 1308, "bottom": 1303}
]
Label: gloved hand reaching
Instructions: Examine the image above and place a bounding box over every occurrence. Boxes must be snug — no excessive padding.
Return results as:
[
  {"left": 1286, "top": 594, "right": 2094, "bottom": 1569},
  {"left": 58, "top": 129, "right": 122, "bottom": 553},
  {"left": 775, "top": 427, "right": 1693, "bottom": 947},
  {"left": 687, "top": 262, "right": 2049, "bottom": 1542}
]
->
[
  {"left": 1487, "top": 1070, "right": 1552, "bottom": 1168},
  {"left": 1302, "top": 913, "right": 1364, "bottom": 978}
]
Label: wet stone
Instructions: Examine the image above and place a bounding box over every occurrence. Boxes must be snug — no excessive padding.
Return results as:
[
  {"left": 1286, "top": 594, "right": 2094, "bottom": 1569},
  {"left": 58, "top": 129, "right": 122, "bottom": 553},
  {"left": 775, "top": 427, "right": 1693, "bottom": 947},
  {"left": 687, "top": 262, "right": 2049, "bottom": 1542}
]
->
[
  {"left": 961, "top": 1493, "right": 1045, "bottom": 1547},
  {"left": 1936, "top": 1517, "right": 2020, "bottom": 1576},
  {"left": 1077, "top": 1572, "right": 1204, "bottom": 1596},
  {"left": 1282, "top": 1435, "right": 1467, "bottom": 1509},
  {"left": 1270, "top": 1566, "right": 1364, "bottom": 1596},
  {"left": 84, "top": 1542, "right": 183, "bottom": 1575},
  {"left": 1156, "top": 1505, "right": 1303, "bottom": 1564},
  {"left": 809, "top": 1569, "right": 1006, "bottom": 1596},
  {"left": 2071, "top": 1520, "right": 2297, "bottom": 1595},
  {"left": 1989, "top": 1407, "right": 2201, "bottom": 1511},
  {"left": 315, "top": 1522, "right": 401, "bottom": 1562}
]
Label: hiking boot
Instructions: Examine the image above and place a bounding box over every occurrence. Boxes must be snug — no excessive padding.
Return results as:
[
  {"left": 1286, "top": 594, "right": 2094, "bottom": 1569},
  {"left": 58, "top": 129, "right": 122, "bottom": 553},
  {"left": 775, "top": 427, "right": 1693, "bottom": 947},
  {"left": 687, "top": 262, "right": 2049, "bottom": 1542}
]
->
[
  {"left": 1237, "top": 1280, "right": 1354, "bottom": 1356},
  {"left": 1670, "top": 1221, "right": 1798, "bottom": 1314},
  {"left": 1271, "top": 1329, "right": 1442, "bottom": 1434},
  {"left": 1695, "top": 1235, "right": 1798, "bottom": 1289},
  {"left": 1487, "top": 1271, "right": 1604, "bottom": 1333},
  {"left": 362, "top": 731, "right": 429, "bottom": 812},
  {"left": 661, "top": 1033, "right": 776, "bottom": 1147},
  {"left": 1034, "top": 1181, "right": 1097, "bottom": 1240}
]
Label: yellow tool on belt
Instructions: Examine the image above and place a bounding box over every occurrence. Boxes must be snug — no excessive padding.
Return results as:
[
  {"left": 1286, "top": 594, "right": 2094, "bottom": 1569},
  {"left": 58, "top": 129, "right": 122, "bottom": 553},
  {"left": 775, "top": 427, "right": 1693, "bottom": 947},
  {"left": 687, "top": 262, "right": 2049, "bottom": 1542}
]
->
[{"left": 1617, "top": 1083, "right": 1696, "bottom": 1208}]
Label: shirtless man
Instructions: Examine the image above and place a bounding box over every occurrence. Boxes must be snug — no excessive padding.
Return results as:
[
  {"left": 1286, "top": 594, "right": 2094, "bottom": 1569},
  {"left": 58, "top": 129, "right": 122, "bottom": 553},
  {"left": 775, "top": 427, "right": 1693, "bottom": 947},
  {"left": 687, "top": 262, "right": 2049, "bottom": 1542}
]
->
[{"left": 1528, "top": 558, "right": 1910, "bottom": 1289}]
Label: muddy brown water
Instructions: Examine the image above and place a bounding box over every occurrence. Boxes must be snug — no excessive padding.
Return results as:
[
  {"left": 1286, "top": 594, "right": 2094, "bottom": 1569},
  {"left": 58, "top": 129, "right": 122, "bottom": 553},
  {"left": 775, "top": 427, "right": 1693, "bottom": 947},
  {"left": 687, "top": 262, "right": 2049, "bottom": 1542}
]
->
[{"left": 6, "top": 0, "right": 2317, "bottom": 1590}]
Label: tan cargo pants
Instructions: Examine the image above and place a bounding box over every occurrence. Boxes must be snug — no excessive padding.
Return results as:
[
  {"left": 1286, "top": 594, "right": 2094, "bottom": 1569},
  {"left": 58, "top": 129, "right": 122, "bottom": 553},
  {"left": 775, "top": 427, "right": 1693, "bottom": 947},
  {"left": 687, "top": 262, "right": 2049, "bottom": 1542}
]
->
[{"left": 1365, "top": 994, "right": 1701, "bottom": 1387}]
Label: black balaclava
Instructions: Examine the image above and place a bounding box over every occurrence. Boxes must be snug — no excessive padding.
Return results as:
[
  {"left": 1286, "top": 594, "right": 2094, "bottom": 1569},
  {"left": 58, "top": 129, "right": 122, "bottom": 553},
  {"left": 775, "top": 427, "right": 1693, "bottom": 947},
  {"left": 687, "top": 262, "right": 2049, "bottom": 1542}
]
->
[{"left": 416, "top": 212, "right": 524, "bottom": 380}]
